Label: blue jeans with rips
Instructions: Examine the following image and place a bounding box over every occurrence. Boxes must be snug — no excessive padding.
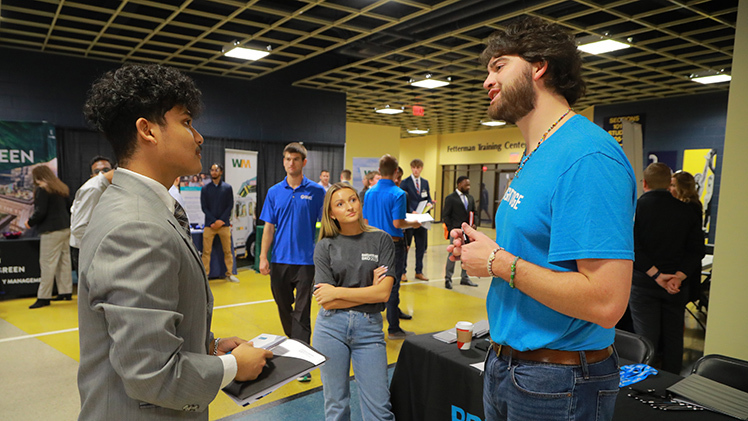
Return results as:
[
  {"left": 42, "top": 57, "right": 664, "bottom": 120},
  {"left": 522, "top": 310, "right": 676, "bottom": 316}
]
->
[
  {"left": 483, "top": 347, "right": 620, "bottom": 421},
  {"left": 313, "top": 309, "right": 394, "bottom": 421}
]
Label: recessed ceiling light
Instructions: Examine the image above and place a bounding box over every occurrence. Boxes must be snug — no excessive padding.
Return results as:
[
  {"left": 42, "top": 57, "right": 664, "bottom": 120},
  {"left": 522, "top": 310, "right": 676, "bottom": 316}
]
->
[
  {"left": 374, "top": 105, "right": 404, "bottom": 114},
  {"left": 481, "top": 120, "right": 506, "bottom": 127},
  {"left": 410, "top": 74, "right": 450, "bottom": 89},
  {"left": 407, "top": 128, "right": 429, "bottom": 134},
  {"left": 577, "top": 39, "right": 629, "bottom": 55},
  {"left": 690, "top": 73, "right": 731, "bottom": 84},
  {"left": 223, "top": 42, "right": 271, "bottom": 60}
]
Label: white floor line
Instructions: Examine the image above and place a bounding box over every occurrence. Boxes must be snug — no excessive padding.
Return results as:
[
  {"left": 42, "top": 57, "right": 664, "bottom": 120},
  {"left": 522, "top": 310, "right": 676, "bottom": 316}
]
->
[
  {"left": 0, "top": 299, "right": 277, "bottom": 343},
  {"left": 0, "top": 327, "right": 79, "bottom": 343},
  {"left": 214, "top": 299, "right": 276, "bottom": 309}
]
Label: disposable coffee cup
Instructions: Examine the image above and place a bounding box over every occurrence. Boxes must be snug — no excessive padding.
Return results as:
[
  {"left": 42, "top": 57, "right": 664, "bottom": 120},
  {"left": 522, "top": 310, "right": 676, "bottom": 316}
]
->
[{"left": 456, "top": 321, "right": 474, "bottom": 350}]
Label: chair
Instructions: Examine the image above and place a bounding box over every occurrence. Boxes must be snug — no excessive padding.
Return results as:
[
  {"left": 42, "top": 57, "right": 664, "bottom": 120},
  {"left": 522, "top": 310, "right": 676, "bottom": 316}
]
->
[
  {"left": 691, "top": 354, "right": 748, "bottom": 393},
  {"left": 614, "top": 328, "right": 655, "bottom": 365}
]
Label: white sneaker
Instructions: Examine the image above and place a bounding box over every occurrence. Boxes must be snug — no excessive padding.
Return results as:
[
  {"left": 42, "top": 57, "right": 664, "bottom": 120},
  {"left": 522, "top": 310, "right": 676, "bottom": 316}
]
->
[{"left": 227, "top": 275, "right": 240, "bottom": 283}]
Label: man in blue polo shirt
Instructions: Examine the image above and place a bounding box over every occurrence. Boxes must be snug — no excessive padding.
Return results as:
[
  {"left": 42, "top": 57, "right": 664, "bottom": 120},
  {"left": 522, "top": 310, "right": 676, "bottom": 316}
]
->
[
  {"left": 259, "top": 143, "right": 324, "bottom": 366},
  {"left": 363, "top": 154, "right": 420, "bottom": 340}
]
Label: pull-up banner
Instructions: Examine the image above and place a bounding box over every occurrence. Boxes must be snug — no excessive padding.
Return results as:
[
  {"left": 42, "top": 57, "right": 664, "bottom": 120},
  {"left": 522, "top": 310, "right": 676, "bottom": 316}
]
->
[
  {"left": 225, "top": 148, "right": 258, "bottom": 257},
  {"left": 0, "top": 121, "right": 57, "bottom": 233}
]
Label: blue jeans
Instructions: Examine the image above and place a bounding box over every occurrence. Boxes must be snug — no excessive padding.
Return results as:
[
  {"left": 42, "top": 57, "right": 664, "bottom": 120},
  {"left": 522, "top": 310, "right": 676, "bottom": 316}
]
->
[
  {"left": 483, "top": 348, "right": 620, "bottom": 421},
  {"left": 313, "top": 309, "right": 394, "bottom": 421}
]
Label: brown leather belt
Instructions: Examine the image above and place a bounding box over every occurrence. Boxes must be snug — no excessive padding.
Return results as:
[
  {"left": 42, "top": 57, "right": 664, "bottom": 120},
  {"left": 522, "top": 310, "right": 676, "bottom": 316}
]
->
[
  {"left": 391, "top": 236, "right": 403, "bottom": 242},
  {"left": 491, "top": 342, "right": 613, "bottom": 366}
]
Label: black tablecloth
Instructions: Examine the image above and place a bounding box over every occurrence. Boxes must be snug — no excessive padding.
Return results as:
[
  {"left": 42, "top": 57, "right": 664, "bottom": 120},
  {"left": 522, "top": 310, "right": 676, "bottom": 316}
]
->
[{"left": 390, "top": 332, "right": 733, "bottom": 421}]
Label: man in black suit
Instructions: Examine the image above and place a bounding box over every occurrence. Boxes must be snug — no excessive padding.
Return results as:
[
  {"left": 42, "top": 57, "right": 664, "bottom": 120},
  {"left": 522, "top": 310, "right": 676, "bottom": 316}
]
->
[
  {"left": 630, "top": 162, "right": 704, "bottom": 374},
  {"left": 400, "top": 158, "right": 433, "bottom": 281},
  {"left": 442, "top": 176, "right": 477, "bottom": 289}
]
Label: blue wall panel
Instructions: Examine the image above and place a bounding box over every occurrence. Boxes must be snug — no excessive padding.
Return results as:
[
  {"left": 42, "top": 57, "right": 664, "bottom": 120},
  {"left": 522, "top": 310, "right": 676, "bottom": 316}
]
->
[
  {"left": 0, "top": 47, "right": 346, "bottom": 145},
  {"left": 594, "top": 91, "right": 728, "bottom": 243}
]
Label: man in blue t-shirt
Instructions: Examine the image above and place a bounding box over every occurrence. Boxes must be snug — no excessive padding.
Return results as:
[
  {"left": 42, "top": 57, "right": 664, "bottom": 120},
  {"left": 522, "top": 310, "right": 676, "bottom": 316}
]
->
[
  {"left": 362, "top": 154, "right": 420, "bottom": 340},
  {"left": 449, "top": 17, "right": 635, "bottom": 421},
  {"left": 259, "top": 143, "right": 325, "bottom": 360}
]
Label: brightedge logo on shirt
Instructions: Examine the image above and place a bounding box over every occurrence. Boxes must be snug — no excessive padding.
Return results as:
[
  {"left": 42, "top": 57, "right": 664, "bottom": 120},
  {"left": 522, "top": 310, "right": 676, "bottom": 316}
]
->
[{"left": 361, "top": 253, "right": 378, "bottom": 262}]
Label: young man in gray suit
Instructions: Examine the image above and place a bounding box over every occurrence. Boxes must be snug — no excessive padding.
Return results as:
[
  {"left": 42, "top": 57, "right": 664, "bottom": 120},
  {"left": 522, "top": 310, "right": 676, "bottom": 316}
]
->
[{"left": 78, "top": 63, "right": 272, "bottom": 420}]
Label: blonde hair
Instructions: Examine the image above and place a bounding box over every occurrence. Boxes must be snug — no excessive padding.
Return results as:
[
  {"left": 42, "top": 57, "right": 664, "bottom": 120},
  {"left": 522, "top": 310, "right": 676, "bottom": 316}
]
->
[
  {"left": 672, "top": 171, "right": 701, "bottom": 207},
  {"left": 32, "top": 165, "right": 69, "bottom": 197},
  {"left": 319, "top": 183, "right": 376, "bottom": 240}
]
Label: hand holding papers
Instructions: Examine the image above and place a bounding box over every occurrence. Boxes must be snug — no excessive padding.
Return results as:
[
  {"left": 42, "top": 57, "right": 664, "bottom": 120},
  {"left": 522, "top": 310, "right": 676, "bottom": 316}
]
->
[
  {"left": 223, "top": 334, "right": 326, "bottom": 406},
  {"left": 406, "top": 200, "right": 434, "bottom": 229}
]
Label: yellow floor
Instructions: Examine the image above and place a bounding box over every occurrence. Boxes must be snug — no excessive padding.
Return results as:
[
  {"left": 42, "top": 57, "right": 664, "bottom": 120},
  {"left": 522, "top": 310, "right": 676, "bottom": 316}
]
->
[{"left": 0, "top": 228, "right": 492, "bottom": 420}]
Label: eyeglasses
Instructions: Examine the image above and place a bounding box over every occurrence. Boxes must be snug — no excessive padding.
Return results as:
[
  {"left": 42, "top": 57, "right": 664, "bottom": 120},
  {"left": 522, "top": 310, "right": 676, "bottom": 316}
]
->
[{"left": 93, "top": 168, "right": 112, "bottom": 175}]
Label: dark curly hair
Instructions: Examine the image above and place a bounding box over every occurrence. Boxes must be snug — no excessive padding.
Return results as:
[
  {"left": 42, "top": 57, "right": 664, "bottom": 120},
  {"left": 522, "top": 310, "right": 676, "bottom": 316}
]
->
[
  {"left": 479, "top": 16, "right": 586, "bottom": 106},
  {"left": 83, "top": 64, "right": 203, "bottom": 164}
]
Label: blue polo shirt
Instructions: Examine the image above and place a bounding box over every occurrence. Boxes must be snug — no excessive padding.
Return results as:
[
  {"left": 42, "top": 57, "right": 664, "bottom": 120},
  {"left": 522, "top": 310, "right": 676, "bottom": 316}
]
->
[
  {"left": 260, "top": 176, "right": 325, "bottom": 265},
  {"left": 362, "top": 179, "right": 407, "bottom": 237}
]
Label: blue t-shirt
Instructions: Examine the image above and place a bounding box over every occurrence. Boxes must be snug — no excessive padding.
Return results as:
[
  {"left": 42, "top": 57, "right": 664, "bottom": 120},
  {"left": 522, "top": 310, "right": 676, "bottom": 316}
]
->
[
  {"left": 362, "top": 179, "right": 407, "bottom": 237},
  {"left": 489, "top": 115, "right": 636, "bottom": 351},
  {"left": 259, "top": 176, "right": 325, "bottom": 265}
]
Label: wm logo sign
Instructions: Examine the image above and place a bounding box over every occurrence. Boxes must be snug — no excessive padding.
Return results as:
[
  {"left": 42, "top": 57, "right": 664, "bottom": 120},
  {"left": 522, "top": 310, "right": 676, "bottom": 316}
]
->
[{"left": 232, "top": 158, "right": 252, "bottom": 168}]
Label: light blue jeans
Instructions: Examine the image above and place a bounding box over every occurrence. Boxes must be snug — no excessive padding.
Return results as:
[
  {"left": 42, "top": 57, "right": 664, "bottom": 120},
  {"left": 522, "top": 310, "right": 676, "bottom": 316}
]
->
[
  {"left": 483, "top": 348, "right": 620, "bottom": 421},
  {"left": 313, "top": 309, "right": 394, "bottom": 421}
]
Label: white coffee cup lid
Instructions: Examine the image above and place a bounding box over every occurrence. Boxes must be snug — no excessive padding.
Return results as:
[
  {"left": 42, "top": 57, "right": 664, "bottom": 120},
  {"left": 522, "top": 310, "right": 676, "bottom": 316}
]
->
[{"left": 456, "top": 321, "right": 473, "bottom": 329}]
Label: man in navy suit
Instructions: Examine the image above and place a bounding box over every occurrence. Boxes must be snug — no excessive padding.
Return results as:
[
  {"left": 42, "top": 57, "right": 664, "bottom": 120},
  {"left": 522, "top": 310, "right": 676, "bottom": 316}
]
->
[
  {"left": 400, "top": 159, "right": 432, "bottom": 281},
  {"left": 442, "top": 176, "right": 478, "bottom": 289}
]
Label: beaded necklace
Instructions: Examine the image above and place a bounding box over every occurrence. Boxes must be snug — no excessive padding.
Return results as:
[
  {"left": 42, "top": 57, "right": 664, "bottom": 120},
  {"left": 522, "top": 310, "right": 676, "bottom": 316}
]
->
[{"left": 514, "top": 108, "right": 572, "bottom": 177}]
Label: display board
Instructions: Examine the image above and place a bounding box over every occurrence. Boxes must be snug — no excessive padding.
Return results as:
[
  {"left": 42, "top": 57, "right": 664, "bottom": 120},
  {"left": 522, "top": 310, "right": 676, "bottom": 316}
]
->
[
  {"left": 0, "top": 121, "right": 58, "bottom": 234},
  {"left": 225, "top": 148, "right": 258, "bottom": 257}
]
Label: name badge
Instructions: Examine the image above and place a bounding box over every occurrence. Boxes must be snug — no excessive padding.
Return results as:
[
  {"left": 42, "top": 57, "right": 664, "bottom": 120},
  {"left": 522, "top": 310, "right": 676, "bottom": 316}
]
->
[{"left": 421, "top": 190, "right": 427, "bottom": 198}]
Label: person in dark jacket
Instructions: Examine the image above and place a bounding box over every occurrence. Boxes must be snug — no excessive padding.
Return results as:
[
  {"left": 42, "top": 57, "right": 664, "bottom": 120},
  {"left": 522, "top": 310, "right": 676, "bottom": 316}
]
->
[
  {"left": 442, "top": 176, "right": 477, "bottom": 289},
  {"left": 630, "top": 163, "right": 705, "bottom": 373},
  {"left": 669, "top": 170, "right": 705, "bottom": 303},
  {"left": 25, "top": 165, "right": 73, "bottom": 308}
]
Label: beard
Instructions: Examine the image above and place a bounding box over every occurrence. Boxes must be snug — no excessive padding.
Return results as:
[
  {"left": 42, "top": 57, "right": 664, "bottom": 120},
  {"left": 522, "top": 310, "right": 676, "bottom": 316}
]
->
[{"left": 487, "top": 66, "right": 536, "bottom": 124}]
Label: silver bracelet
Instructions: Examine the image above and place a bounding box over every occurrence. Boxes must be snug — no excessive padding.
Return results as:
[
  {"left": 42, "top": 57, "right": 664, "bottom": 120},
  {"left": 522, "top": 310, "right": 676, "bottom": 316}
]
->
[
  {"left": 213, "top": 337, "right": 220, "bottom": 356},
  {"left": 487, "top": 247, "right": 504, "bottom": 277}
]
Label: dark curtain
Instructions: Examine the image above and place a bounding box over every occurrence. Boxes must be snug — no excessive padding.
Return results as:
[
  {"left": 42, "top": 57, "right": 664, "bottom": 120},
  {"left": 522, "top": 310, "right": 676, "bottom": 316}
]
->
[
  {"left": 56, "top": 127, "right": 113, "bottom": 197},
  {"left": 201, "top": 138, "right": 344, "bottom": 222},
  {"left": 56, "top": 127, "right": 344, "bottom": 222}
]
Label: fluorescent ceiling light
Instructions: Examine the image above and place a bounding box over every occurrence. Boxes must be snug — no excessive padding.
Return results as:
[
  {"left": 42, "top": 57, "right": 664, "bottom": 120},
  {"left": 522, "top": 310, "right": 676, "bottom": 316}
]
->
[
  {"left": 410, "top": 75, "right": 450, "bottom": 89},
  {"left": 481, "top": 120, "right": 506, "bottom": 127},
  {"left": 690, "top": 74, "right": 731, "bottom": 84},
  {"left": 375, "top": 105, "right": 404, "bottom": 115},
  {"left": 577, "top": 39, "right": 629, "bottom": 55},
  {"left": 224, "top": 46, "right": 270, "bottom": 61},
  {"left": 407, "top": 128, "right": 429, "bottom": 134}
]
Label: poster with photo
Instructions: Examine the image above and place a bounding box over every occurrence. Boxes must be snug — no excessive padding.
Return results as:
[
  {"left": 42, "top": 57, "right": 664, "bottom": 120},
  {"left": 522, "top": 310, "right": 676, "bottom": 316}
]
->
[
  {"left": 0, "top": 121, "right": 57, "bottom": 234},
  {"left": 682, "top": 148, "right": 717, "bottom": 237}
]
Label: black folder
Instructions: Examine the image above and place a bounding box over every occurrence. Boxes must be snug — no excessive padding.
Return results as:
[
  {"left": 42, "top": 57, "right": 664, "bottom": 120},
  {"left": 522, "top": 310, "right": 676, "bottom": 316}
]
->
[{"left": 222, "top": 338, "right": 326, "bottom": 406}]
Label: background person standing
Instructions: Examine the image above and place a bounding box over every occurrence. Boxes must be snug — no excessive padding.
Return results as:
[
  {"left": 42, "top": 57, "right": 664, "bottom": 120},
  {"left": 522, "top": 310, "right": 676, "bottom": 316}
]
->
[
  {"left": 362, "top": 155, "right": 420, "bottom": 340},
  {"left": 630, "top": 163, "right": 704, "bottom": 373},
  {"left": 26, "top": 165, "right": 73, "bottom": 308},
  {"left": 69, "top": 156, "right": 115, "bottom": 271},
  {"left": 259, "top": 142, "right": 325, "bottom": 382},
  {"left": 318, "top": 169, "right": 331, "bottom": 192},
  {"left": 201, "top": 163, "right": 239, "bottom": 283},
  {"left": 442, "top": 176, "right": 477, "bottom": 289},
  {"left": 400, "top": 159, "right": 432, "bottom": 281}
]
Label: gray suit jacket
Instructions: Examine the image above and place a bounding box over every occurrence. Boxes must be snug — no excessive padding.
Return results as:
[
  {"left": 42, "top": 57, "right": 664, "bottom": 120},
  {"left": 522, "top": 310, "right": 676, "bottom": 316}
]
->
[{"left": 77, "top": 170, "right": 224, "bottom": 420}]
